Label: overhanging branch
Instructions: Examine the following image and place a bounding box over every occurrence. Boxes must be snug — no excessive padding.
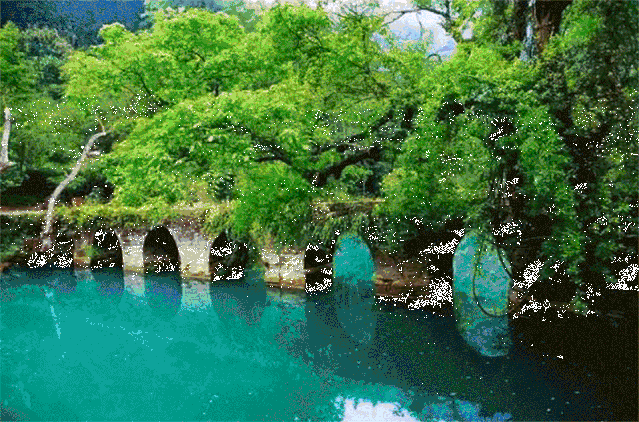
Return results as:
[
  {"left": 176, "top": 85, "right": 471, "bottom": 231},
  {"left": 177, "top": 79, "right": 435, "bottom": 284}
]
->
[
  {"left": 42, "top": 128, "right": 109, "bottom": 238},
  {"left": 303, "top": 143, "right": 382, "bottom": 188}
]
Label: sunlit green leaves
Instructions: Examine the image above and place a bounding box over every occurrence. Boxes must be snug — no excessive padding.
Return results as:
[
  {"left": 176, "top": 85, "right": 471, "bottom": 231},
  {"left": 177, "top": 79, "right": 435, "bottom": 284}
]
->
[
  {"left": 233, "top": 163, "right": 314, "bottom": 248},
  {"left": 64, "top": 8, "right": 248, "bottom": 117},
  {"left": 0, "top": 22, "right": 37, "bottom": 109}
]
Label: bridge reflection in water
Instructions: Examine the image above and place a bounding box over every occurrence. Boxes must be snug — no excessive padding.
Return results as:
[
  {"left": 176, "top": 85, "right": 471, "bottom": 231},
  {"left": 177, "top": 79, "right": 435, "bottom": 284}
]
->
[
  {"left": 453, "top": 232, "right": 512, "bottom": 358},
  {"left": 1, "top": 250, "right": 632, "bottom": 420}
]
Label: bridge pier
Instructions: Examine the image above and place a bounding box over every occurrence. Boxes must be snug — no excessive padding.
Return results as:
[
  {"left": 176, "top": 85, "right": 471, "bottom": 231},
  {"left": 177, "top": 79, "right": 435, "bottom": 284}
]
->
[
  {"left": 117, "top": 228, "right": 147, "bottom": 274},
  {"left": 261, "top": 246, "right": 306, "bottom": 290},
  {"left": 261, "top": 242, "right": 433, "bottom": 300},
  {"left": 163, "top": 222, "right": 210, "bottom": 278}
]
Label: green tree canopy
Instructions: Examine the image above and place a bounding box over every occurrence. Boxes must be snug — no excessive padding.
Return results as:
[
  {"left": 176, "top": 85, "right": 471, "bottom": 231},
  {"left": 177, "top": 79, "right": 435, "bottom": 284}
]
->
[
  {"left": 0, "top": 22, "right": 84, "bottom": 194},
  {"left": 71, "top": 4, "right": 429, "bottom": 246},
  {"left": 56, "top": 0, "right": 637, "bottom": 307}
]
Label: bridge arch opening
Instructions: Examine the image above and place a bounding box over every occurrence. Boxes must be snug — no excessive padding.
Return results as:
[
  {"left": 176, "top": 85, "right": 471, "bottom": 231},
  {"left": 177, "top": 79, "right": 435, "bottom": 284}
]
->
[
  {"left": 452, "top": 231, "right": 512, "bottom": 357},
  {"left": 90, "top": 229, "right": 123, "bottom": 270},
  {"left": 304, "top": 243, "right": 333, "bottom": 295},
  {"left": 332, "top": 233, "right": 377, "bottom": 344},
  {"left": 209, "top": 231, "right": 249, "bottom": 281},
  {"left": 143, "top": 226, "right": 180, "bottom": 274}
]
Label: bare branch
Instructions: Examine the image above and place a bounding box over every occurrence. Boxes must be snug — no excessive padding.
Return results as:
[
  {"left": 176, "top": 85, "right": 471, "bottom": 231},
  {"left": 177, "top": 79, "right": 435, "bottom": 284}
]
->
[
  {"left": 384, "top": 6, "right": 451, "bottom": 26},
  {"left": 304, "top": 144, "right": 382, "bottom": 188},
  {"left": 42, "top": 129, "right": 109, "bottom": 238}
]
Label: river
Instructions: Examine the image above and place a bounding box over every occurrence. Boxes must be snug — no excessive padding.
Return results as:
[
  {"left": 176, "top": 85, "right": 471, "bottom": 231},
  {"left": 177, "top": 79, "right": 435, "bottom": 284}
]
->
[{"left": 0, "top": 267, "right": 635, "bottom": 421}]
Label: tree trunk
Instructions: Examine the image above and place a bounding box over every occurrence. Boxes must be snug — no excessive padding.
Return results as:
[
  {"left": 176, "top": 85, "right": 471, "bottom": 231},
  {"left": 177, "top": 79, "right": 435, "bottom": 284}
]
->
[
  {"left": 41, "top": 130, "right": 108, "bottom": 239},
  {"left": 0, "top": 107, "right": 14, "bottom": 173},
  {"left": 535, "top": 0, "right": 572, "bottom": 54},
  {"left": 520, "top": 0, "right": 572, "bottom": 61},
  {"left": 520, "top": 0, "right": 537, "bottom": 61}
]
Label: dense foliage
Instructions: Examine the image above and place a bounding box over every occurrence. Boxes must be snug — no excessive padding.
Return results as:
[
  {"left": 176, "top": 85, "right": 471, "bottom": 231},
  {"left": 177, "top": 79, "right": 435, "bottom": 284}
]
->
[
  {"left": 0, "top": 21, "right": 96, "bottom": 196},
  {"left": 0, "top": 213, "right": 44, "bottom": 262},
  {"left": 1, "top": 0, "right": 637, "bottom": 308}
]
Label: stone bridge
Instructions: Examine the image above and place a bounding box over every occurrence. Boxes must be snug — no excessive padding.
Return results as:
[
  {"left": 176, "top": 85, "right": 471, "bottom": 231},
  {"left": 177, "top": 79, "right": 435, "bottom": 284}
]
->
[{"left": 12, "top": 215, "right": 455, "bottom": 310}]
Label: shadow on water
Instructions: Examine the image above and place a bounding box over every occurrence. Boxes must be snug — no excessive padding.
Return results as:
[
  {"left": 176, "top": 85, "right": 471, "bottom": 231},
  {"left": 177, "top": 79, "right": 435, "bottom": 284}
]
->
[{"left": 0, "top": 265, "right": 77, "bottom": 300}]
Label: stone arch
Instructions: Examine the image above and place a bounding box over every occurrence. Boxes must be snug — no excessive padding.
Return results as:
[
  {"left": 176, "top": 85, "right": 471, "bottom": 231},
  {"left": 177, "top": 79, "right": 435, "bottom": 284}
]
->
[
  {"left": 72, "top": 230, "right": 95, "bottom": 268},
  {"left": 304, "top": 243, "right": 333, "bottom": 295},
  {"left": 90, "top": 228, "right": 123, "bottom": 270},
  {"left": 143, "top": 226, "right": 180, "bottom": 274},
  {"left": 209, "top": 230, "right": 249, "bottom": 281}
]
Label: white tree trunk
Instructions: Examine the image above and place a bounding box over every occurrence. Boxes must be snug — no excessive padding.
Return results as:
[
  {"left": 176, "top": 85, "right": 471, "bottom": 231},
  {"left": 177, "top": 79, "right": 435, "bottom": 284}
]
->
[
  {"left": 41, "top": 130, "right": 108, "bottom": 239},
  {"left": 1, "top": 107, "right": 12, "bottom": 166},
  {"left": 520, "top": 0, "right": 537, "bottom": 62}
]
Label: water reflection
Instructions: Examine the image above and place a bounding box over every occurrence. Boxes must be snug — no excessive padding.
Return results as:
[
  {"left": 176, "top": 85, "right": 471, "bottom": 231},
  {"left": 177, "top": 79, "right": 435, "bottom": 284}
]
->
[
  {"left": 122, "top": 271, "right": 146, "bottom": 302},
  {"left": 92, "top": 267, "right": 125, "bottom": 301},
  {"left": 453, "top": 232, "right": 512, "bottom": 357},
  {"left": 332, "top": 234, "right": 378, "bottom": 345},
  {"left": 209, "top": 268, "right": 267, "bottom": 327},
  {"left": 177, "top": 278, "right": 210, "bottom": 312},
  {"left": 418, "top": 396, "right": 513, "bottom": 421},
  {"left": 73, "top": 268, "right": 98, "bottom": 296},
  {"left": 333, "top": 386, "right": 513, "bottom": 422},
  {"left": 144, "top": 272, "right": 182, "bottom": 317},
  {"left": 0, "top": 263, "right": 627, "bottom": 421},
  {"left": 30, "top": 267, "right": 76, "bottom": 295}
]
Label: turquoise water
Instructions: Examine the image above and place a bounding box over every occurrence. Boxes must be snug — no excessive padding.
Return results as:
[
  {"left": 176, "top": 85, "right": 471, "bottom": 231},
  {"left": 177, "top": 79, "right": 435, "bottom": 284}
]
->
[
  {"left": 453, "top": 232, "right": 511, "bottom": 358},
  {"left": 0, "top": 267, "right": 626, "bottom": 421}
]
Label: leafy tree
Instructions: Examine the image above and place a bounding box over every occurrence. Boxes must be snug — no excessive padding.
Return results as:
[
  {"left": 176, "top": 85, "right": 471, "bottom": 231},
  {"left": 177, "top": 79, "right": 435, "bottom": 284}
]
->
[
  {"left": 81, "top": 4, "right": 429, "bottom": 247},
  {"left": 0, "top": 21, "right": 36, "bottom": 109},
  {"left": 19, "top": 26, "right": 73, "bottom": 100},
  {"left": 381, "top": 0, "right": 637, "bottom": 307},
  {"left": 64, "top": 9, "right": 246, "bottom": 115},
  {"left": 534, "top": 0, "right": 638, "bottom": 306},
  {"left": 381, "top": 43, "right": 582, "bottom": 297},
  {"left": 1, "top": 22, "right": 105, "bottom": 201},
  {"left": 1, "top": 1, "right": 146, "bottom": 48},
  {"left": 59, "top": 1, "right": 636, "bottom": 311}
]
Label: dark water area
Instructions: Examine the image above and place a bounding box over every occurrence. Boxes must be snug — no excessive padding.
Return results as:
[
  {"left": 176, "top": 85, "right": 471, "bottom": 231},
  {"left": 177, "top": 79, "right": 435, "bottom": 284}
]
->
[{"left": 1, "top": 267, "right": 637, "bottom": 421}]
